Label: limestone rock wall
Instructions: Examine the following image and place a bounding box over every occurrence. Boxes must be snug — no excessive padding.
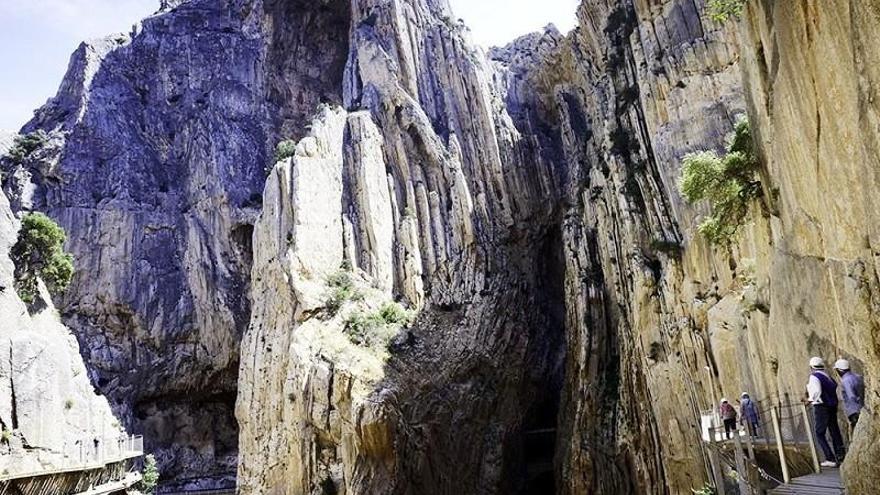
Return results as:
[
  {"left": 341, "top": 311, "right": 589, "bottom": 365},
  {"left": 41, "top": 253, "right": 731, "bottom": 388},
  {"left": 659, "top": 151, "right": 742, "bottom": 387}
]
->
[
  {"left": 0, "top": 135, "right": 123, "bottom": 477},
  {"left": 527, "top": 0, "right": 880, "bottom": 493},
  {"left": 236, "top": 1, "right": 569, "bottom": 493},
  {"left": 738, "top": 2, "right": 880, "bottom": 492}
]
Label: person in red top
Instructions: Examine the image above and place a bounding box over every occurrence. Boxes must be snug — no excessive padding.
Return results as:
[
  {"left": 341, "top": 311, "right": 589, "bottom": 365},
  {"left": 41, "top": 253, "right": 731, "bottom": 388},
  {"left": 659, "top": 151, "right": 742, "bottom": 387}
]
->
[{"left": 719, "top": 398, "right": 738, "bottom": 439}]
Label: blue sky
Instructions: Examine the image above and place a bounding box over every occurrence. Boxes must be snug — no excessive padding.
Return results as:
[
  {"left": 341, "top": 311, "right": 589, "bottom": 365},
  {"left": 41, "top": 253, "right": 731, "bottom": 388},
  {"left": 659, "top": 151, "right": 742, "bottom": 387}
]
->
[{"left": 0, "top": 0, "right": 578, "bottom": 131}]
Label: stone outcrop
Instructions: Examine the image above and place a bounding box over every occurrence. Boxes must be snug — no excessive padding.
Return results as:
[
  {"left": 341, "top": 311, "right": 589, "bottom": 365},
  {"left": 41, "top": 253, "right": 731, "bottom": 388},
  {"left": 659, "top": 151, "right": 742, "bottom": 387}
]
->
[
  {"left": 236, "top": 1, "right": 568, "bottom": 493},
  {"left": 0, "top": 135, "right": 123, "bottom": 478}
]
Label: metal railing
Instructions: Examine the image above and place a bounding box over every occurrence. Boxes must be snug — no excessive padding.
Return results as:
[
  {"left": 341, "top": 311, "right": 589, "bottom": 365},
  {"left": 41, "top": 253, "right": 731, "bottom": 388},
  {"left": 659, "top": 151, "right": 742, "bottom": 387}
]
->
[
  {"left": 702, "top": 396, "right": 834, "bottom": 493},
  {"left": 0, "top": 435, "right": 144, "bottom": 481}
]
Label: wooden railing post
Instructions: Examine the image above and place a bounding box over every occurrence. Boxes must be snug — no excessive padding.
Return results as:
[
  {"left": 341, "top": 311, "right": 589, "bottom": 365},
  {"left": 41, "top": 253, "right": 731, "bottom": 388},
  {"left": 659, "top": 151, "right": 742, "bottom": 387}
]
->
[
  {"left": 771, "top": 407, "right": 791, "bottom": 483},
  {"left": 708, "top": 435, "right": 725, "bottom": 495},
  {"left": 732, "top": 427, "right": 752, "bottom": 494},
  {"left": 801, "top": 403, "right": 821, "bottom": 474},
  {"left": 744, "top": 425, "right": 756, "bottom": 461}
]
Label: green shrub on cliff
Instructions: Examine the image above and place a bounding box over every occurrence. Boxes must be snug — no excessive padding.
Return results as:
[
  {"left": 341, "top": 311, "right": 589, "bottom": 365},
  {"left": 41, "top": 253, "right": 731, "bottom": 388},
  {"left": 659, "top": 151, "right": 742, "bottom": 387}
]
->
[
  {"left": 6, "top": 130, "right": 49, "bottom": 165},
  {"left": 679, "top": 117, "right": 761, "bottom": 245},
  {"left": 707, "top": 0, "right": 746, "bottom": 22},
  {"left": 343, "top": 302, "right": 414, "bottom": 348},
  {"left": 324, "top": 269, "right": 364, "bottom": 315},
  {"left": 140, "top": 454, "right": 159, "bottom": 495},
  {"left": 273, "top": 139, "right": 297, "bottom": 163},
  {"left": 10, "top": 212, "right": 75, "bottom": 304}
]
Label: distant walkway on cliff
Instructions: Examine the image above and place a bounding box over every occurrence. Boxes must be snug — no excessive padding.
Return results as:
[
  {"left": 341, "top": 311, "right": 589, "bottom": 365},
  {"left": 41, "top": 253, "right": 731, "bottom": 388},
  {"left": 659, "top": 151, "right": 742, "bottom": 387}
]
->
[{"left": 0, "top": 435, "right": 143, "bottom": 495}]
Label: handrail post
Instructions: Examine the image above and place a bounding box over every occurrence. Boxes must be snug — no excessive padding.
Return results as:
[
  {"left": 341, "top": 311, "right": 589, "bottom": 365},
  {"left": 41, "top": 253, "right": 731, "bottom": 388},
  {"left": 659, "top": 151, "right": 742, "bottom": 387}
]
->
[
  {"left": 732, "top": 427, "right": 752, "bottom": 494},
  {"left": 801, "top": 403, "right": 821, "bottom": 474},
  {"left": 743, "top": 425, "right": 756, "bottom": 461},
  {"left": 771, "top": 407, "right": 791, "bottom": 483},
  {"left": 708, "top": 429, "right": 725, "bottom": 495}
]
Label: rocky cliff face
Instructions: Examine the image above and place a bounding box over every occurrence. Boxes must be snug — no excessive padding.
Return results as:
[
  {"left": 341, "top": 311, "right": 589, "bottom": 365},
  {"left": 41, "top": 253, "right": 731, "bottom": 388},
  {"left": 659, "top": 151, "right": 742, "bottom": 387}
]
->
[
  {"left": 538, "top": 0, "right": 880, "bottom": 493},
  {"left": 5, "top": 0, "right": 880, "bottom": 493},
  {"left": 3, "top": 0, "right": 351, "bottom": 487},
  {"left": 0, "top": 137, "right": 123, "bottom": 478},
  {"left": 236, "top": 0, "right": 568, "bottom": 492}
]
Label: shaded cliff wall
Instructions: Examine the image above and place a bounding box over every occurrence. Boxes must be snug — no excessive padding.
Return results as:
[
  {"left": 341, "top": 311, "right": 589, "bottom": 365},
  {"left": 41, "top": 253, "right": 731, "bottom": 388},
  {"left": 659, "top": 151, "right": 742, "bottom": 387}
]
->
[
  {"left": 536, "top": 0, "right": 880, "bottom": 493},
  {"left": 2, "top": 0, "right": 352, "bottom": 487},
  {"left": 525, "top": 0, "right": 746, "bottom": 492}
]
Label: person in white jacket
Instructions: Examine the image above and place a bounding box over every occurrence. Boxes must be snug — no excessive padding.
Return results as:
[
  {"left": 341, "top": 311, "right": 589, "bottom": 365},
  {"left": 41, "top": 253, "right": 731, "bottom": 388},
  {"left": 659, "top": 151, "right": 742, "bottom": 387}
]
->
[{"left": 805, "top": 357, "right": 845, "bottom": 467}]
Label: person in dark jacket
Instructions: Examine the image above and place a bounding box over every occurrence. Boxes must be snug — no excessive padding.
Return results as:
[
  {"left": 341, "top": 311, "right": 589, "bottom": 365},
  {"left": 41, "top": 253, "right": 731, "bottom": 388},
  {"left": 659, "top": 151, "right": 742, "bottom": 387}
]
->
[
  {"left": 719, "top": 398, "right": 737, "bottom": 439},
  {"left": 739, "top": 392, "right": 760, "bottom": 437},
  {"left": 806, "top": 357, "right": 845, "bottom": 467},
  {"left": 834, "top": 358, "right": 865, "bottom": 429}
]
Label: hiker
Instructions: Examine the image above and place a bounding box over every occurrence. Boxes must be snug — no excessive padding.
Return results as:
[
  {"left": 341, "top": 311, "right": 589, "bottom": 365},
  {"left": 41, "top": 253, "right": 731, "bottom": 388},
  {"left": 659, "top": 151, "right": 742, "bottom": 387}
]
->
[
  {"left": 719, "top": 398, "right": 737, "bottom": 439},
  {"left": 806, "top": 357, "right": 846, "bottom": 467},
  {"left": 834, "top": 358, "right": 865, "bottom": 429},
  {"left": 739, "top": 392, "right": 760, "bottom": 437}
]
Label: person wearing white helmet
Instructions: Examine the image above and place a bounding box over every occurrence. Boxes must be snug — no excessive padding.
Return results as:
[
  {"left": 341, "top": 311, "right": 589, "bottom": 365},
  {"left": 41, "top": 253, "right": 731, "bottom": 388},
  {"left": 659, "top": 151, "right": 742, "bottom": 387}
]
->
[
  {"left": 834, "top": 358, "right": 865, "bottom": 429},
  {"left": 806, "top": 356, "right": 845, "bottom": 467},
  {"left": 739, "top": 392, "right": 760, "bottom": 437}
]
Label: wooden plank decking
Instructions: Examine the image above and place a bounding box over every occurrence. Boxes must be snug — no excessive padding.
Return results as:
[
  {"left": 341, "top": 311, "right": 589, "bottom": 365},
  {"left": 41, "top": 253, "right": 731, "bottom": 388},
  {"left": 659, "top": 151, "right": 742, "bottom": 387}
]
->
[{"left": 770, "top": 468, "right": 844, "bottom": 494}]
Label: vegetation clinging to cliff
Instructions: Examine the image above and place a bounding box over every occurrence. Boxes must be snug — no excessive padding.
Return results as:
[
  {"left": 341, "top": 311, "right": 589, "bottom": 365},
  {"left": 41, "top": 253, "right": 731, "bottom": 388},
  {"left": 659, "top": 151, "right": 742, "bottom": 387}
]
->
[
  {"left": 679, "top": 117, "right": 760, "bottom": 245},
  {"left": 344, "top": 302, "right": 415, "bottom": 348},
  {"left": 140, "top": 454, "right": 159, "bottom": 495},
  {"left": 10, "top": 212, "right": 75, "bottom": 304},
  {"left": 6, "top": 130, "right": 49, "bottom": 165},
  {"left": 273, "top": 139, "right": 297, "bottom": 163},
  {"left": 707, "top": 0, "right": 747, "bottom": 22}
]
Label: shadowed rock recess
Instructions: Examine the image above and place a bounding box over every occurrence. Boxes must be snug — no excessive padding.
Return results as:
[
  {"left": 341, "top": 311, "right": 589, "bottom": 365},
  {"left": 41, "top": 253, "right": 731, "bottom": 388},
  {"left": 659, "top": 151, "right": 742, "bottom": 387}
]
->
[{"left": 3, "top": 0, "right": 880, "bottom": 493}]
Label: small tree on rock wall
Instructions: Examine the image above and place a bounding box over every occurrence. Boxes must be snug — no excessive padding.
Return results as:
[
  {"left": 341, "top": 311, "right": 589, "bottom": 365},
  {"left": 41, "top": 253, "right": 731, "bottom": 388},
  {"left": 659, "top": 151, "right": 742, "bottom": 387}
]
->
[
  {"left": 141, "top": 454, "right": 159, "bottom": 495},
  {"left": 679, "top": 117, "right": 761, "bottom": 245},
  {"left": 6, "top": 130, "right": 49, "bottom": 165},
  {"left": 10, "top": 212, "right": 74, "bottom": 304},
  {"left": 707, "top": 0, "right": 747, "bottom": 22}
]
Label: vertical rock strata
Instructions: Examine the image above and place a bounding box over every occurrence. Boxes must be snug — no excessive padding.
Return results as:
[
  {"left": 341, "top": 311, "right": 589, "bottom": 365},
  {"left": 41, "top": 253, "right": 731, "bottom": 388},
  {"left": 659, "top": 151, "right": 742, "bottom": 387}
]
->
[
  {"left": 534, "top": 0, "right": 880, "bottom": 493},
  {"left": 738, "top": 1, "right": 880, "bottom": 492},
  {"left": 237, "top": 0, "right": 567, "bottom": 493},
  {"left": 4, "top": 0, "right": 880, "bottom": 493}
]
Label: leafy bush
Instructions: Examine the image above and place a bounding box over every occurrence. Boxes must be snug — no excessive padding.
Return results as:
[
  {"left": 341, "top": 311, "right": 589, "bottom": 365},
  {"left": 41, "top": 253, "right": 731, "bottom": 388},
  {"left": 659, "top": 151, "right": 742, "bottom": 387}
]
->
[
  {"left": 343, "top": 302, "right": 414, "bottom": 348},
  {"left": 274, "top": 139, "right": 297, "bottom": 163},
  {"left": 707, "top": 0, "right": 746, "bottom": 22},
  {"left": 141, "top": 454, "right": 160, "bottom": 495},
  {"left": 692, "top": 484, "right": 715, "bottom": 495},
  {"left": 64, "top": 398, "right": 74, "bottom": 410},
  {"left": 324, "top": 269, "right": 363, "bottom": 315},
  {"left": 6, "top": 130, "right": 49, "bottom": 164},
  {"left": 1, "top": 429, "right": 10, "bottom": 444},
  {"left": 378, "top": 302, "right": 415, "bottom": 326},
  {"left": 679, "top": 117, "right": 760, "bottom": 245},
  {"left": 10, "top": 212, "right": 75, "bottom": 303}
]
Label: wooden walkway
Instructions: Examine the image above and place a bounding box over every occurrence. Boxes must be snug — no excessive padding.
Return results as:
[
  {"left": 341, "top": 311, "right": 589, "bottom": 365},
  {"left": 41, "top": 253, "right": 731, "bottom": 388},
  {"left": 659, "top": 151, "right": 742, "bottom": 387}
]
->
[{"left": 770, "top": 468, "right": 844, "bottom": 494}]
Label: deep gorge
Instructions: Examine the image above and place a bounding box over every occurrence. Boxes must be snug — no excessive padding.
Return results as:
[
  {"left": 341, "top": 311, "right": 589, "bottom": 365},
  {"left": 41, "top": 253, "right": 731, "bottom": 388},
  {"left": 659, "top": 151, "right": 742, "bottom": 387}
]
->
[{"left": 2, "top": 0, "right": 880, "bottom": 494}]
